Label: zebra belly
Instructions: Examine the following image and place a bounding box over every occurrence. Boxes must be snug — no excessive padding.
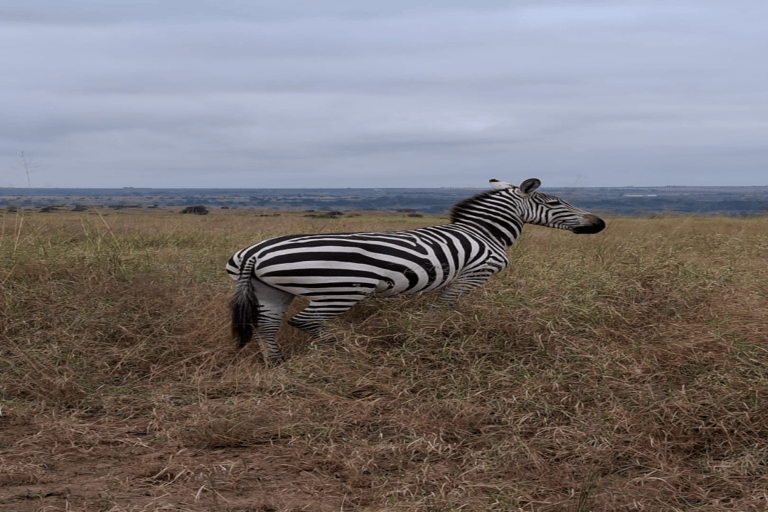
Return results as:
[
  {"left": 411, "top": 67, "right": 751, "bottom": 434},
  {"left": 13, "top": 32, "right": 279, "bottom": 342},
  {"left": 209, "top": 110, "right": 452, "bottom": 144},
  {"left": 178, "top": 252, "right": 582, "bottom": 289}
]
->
[{"left": 372, "top": 274, "right": 452, "bottom": 297}]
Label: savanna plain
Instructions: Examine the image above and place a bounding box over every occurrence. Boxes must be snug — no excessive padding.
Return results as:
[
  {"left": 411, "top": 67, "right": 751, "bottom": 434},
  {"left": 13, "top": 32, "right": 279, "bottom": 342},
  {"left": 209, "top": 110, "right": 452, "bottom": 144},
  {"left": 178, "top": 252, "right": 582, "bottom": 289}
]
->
[{"left": 1, "top": 207, "right": 767, "bottom": 512}]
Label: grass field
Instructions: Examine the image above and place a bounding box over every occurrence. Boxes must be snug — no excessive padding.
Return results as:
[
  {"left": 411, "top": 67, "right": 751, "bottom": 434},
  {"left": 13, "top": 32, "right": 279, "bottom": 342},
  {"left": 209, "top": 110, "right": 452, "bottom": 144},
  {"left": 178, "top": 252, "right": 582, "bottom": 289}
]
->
[{"left": 1, "top": 207, "right": 767, "bottom": 511}]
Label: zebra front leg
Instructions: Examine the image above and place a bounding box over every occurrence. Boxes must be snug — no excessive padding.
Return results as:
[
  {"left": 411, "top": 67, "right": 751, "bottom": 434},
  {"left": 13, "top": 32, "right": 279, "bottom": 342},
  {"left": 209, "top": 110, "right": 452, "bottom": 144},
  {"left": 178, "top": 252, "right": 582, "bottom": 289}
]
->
[
  {"left": 287, "top": 296, "right": 366, "bottom": 343},
  {"left": 424, "top": 273, "right": 496, "bottom": 329},
  {"left": 434, "top": 275, "right": 491, "bottom": 308},
  {"left": 416, "top": 286, "right": 468, "bottom": 334}
]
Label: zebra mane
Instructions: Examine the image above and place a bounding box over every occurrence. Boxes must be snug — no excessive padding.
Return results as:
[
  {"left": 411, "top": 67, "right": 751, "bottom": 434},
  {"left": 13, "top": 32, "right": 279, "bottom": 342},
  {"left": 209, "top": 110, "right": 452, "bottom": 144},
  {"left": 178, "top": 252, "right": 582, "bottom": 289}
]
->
[
  {"left": 448, "top": 187, "right": 523, "bottom": 245},
  {"left": 449, "top": 188, "right": 510, "bottom": 224}
]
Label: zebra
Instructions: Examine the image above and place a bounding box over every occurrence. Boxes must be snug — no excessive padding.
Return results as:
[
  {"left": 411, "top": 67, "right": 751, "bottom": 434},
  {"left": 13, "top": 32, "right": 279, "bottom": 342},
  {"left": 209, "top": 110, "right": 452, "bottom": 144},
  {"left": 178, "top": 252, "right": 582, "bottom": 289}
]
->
[{"left": 226, "top": 178, "right": 605, "bottom": 363}]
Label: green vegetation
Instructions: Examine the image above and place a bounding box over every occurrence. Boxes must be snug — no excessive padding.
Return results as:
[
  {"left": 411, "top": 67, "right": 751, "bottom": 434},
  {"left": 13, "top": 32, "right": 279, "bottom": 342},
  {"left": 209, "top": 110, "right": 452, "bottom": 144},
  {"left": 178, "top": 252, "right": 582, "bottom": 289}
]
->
[{"left": 1, "top": 208, "right": 767, "bottom": 511}]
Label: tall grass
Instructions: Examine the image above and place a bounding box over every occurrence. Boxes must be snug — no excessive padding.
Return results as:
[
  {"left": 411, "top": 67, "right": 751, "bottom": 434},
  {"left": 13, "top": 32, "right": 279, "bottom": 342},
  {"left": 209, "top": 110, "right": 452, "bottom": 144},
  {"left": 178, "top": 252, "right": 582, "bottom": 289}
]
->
[{"left": 1, "top": 208, "right": 767, "bottom": 511}]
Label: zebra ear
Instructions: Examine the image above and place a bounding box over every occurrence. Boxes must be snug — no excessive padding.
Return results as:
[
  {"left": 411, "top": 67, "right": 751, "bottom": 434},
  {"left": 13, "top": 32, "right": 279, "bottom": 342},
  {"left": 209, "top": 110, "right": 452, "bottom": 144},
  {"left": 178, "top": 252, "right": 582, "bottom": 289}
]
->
[
  {"left": 520, "top": 178, "right": 541, "bottom": 195},
  {"left": 489, "top": 179, "right": 513, "bottom": 190}
]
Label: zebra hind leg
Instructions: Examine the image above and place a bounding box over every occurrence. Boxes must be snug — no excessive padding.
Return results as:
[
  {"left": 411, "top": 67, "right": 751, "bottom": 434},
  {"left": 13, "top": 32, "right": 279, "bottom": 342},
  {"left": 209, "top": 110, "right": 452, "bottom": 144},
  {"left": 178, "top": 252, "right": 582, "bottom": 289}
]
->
[{"left": 251, "top": 280, "right": 295, "bottom": 364}]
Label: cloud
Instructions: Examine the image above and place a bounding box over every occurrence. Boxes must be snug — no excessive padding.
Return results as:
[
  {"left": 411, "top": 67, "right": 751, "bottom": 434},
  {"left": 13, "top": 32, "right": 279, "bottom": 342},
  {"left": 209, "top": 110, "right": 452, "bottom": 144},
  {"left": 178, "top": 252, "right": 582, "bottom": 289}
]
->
[{"left": 1, "top": 1, "right": 767, "bottom": 187}]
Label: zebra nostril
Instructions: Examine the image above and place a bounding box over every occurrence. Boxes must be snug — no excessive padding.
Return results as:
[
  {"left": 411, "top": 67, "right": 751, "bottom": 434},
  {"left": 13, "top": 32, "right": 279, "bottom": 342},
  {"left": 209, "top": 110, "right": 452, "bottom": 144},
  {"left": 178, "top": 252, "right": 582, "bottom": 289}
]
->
[{"left": 573, "top": 215, "right": 605, "bottom": 234}]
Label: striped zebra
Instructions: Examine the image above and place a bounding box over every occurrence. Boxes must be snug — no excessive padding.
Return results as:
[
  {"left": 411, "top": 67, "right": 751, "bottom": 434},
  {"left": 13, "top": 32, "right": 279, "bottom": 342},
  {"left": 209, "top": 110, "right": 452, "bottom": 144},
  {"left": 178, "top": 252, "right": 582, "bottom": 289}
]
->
[{"left": 226, "top": 178, "right": 605, "bottom": 363}]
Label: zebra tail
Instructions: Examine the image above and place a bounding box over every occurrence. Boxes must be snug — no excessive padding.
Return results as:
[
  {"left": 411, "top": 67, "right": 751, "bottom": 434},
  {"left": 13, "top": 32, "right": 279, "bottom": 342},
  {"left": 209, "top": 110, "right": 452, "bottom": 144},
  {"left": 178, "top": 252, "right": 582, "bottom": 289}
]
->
[{"left": 231, "top": 260, "right": 258, "bottom": 348}]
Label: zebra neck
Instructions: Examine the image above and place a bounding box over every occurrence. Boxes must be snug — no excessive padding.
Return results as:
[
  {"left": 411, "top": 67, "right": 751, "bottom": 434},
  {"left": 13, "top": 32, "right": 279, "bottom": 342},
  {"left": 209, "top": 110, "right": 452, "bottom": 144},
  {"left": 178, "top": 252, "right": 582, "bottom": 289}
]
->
[{"left": 450, "top": 218, "right": 520, "bottom": 247}]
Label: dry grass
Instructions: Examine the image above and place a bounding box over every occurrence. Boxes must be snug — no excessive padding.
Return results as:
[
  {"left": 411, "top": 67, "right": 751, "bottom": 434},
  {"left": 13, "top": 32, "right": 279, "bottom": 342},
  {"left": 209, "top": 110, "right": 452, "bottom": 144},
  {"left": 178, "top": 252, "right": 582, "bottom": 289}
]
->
[{"left": 2, "top": 208, "right": 768, "bottom": 511}]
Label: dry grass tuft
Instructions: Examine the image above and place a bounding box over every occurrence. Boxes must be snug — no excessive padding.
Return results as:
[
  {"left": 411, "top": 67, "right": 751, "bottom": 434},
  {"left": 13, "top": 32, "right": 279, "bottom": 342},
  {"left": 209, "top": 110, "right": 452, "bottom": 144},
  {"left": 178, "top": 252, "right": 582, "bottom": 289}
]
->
[{"left": 2, "top": 209, "right": 768, "bottom": 511}]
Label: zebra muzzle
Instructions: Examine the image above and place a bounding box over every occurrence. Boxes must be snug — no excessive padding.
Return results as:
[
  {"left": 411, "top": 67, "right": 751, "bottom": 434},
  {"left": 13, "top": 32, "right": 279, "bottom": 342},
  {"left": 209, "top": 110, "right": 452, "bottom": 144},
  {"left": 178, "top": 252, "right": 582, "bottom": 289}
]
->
[{"left": 572, "top": 215, "right": 606, "bottom": 234}]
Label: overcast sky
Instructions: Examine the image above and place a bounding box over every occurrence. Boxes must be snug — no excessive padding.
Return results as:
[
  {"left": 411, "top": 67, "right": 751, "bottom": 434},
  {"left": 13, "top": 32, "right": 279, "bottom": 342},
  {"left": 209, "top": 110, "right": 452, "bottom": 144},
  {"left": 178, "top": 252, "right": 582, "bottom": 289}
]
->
[{"left": 2, "top": 1, "right": 766, "bottom": 188}]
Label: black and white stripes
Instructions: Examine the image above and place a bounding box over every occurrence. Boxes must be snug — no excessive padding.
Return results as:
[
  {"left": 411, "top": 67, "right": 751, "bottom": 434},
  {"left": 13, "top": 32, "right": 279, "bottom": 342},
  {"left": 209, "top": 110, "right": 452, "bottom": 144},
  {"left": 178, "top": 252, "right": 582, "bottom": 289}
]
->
[{"left": 227, "top": 178, "right": 605, "bottom": 363}]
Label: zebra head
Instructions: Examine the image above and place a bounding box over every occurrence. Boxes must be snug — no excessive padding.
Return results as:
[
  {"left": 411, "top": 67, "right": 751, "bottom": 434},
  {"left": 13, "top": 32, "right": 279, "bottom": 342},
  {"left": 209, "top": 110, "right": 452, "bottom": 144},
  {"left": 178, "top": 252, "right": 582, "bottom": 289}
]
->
[{"left": 489, "top": 178, "right": 605, "bottom": 235}]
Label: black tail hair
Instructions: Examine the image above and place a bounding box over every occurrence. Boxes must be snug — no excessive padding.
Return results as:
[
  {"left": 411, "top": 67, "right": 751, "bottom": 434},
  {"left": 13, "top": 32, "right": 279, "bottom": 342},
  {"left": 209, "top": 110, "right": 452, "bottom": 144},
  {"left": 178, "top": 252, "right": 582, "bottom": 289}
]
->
[{"left": 231, "top": 261, "right": 258, "bottom": 348}]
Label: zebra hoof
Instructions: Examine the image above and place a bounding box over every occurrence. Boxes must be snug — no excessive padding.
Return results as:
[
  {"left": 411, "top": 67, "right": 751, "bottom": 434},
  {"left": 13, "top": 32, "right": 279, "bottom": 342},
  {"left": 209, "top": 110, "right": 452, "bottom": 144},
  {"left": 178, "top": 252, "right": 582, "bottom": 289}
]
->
[
  {"left": 314, "top": 334, "right": 338, "bottom": 344},
  {"left": 266, "top": 353, "right": 286, "bottom": 366}
]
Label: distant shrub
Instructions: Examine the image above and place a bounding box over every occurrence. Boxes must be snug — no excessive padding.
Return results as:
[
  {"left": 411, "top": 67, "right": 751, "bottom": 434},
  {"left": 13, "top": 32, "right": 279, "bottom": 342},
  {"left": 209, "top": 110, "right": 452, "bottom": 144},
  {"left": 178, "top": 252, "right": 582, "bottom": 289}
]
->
[{"left": 180, "top": 205, "right": 209, "bottom": 215}]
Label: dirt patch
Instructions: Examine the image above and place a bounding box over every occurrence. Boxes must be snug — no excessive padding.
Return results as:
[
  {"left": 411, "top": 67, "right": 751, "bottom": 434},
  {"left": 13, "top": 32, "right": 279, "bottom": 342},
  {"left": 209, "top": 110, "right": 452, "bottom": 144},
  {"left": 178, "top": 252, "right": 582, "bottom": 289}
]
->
[{"left": 0, "top": 417, "right": 350, "bottom": 511}]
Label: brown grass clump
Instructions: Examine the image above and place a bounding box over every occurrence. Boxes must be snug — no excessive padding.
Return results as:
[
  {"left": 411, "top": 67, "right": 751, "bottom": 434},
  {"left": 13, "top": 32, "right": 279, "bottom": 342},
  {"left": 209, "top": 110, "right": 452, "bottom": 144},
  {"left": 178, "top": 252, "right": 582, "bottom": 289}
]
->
[{"left": 2, "top": 208, "right": 768, "bottom": 511}]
